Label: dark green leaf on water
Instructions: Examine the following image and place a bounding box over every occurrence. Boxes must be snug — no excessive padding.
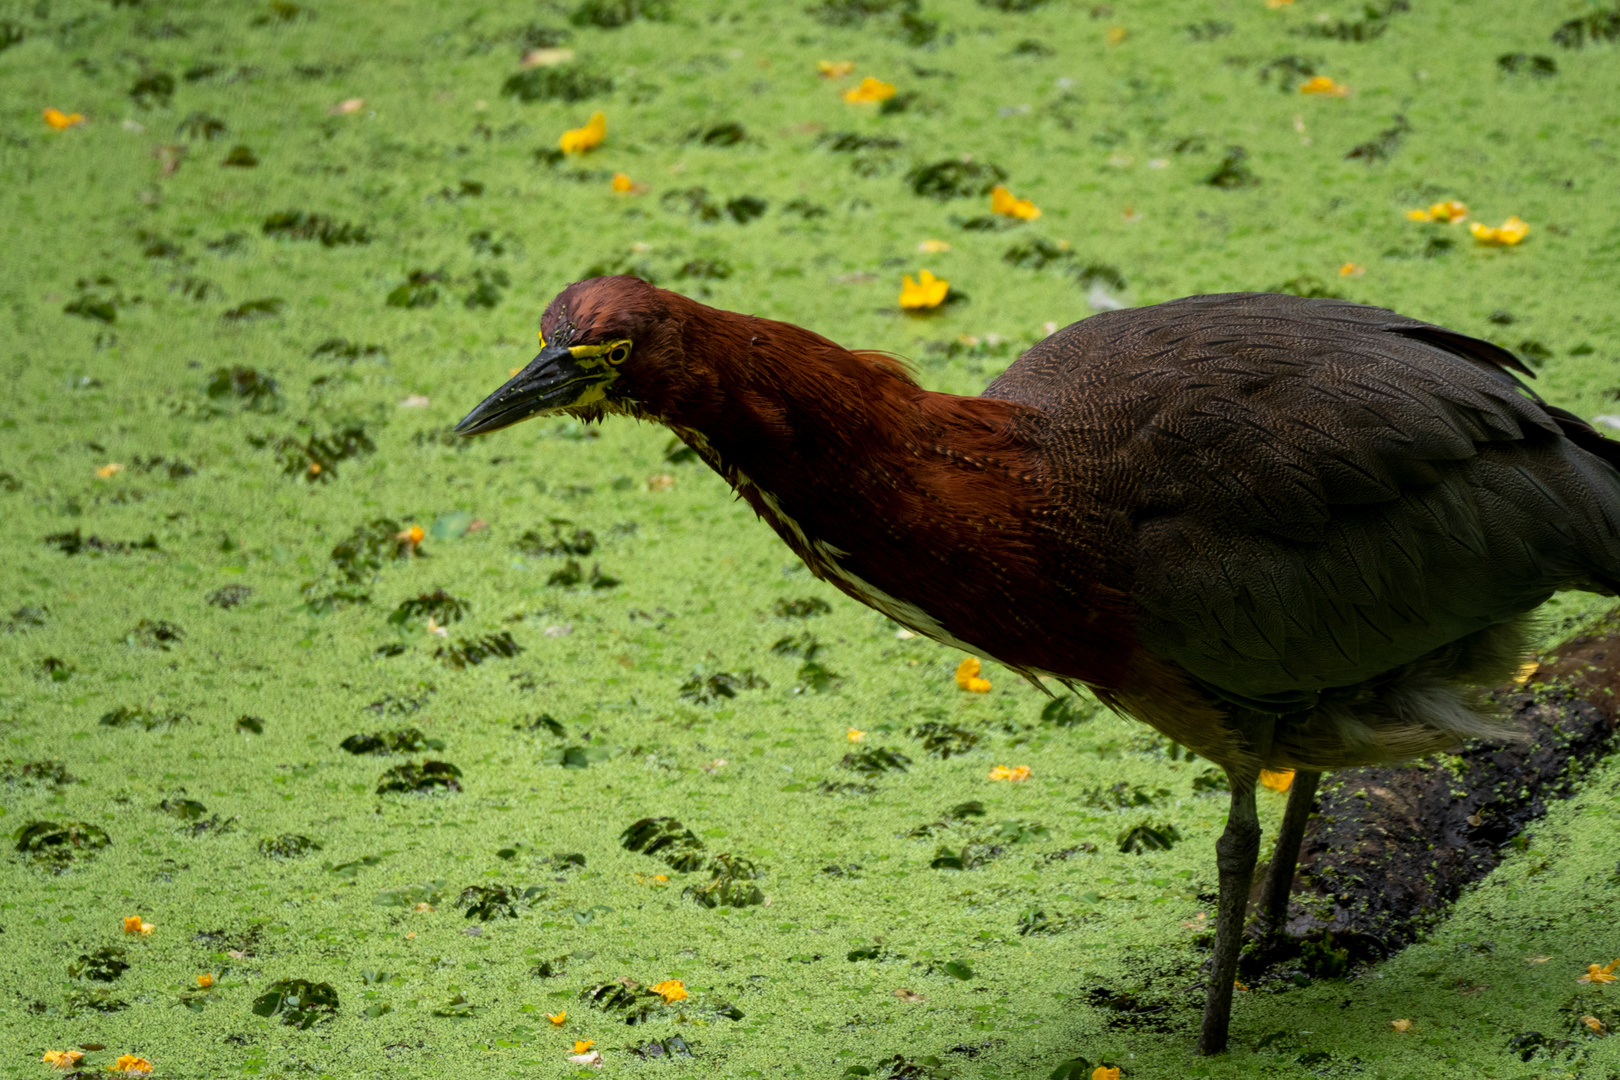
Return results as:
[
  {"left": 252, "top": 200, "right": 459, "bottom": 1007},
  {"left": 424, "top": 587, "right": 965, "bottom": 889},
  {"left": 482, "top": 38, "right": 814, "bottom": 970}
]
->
[
  {"left": 38, "top": 656, "right": 72, "bottom": 681},
  {"left": 840, "top": 746, "right": 910, "bottom": 776},
  {"left": 1551, "top": 7, "right": 1620, "bottom": 49},
  {"left": 635, "top": 1035, "right": 695, "bottom": 1060},
  {"left": 783, "top": 198, "right": 828, "bottom": 219},
  {"left": 259, "top": 833, "right": 321, "bottom": 858},
  {"left": 943, "top": 960, "right": 973, "bottom": 980},
  {"left": 1498, "top": 52, "right": 1559, "bottom": 77},
  {"left": 797, "top": 660, "right": 841, "bottom": 693},
  {"left": 209, "top": 582, "right": 254, "bottom": 610},
  {"left": 0, "top": 21, "right": 25, "bottom": 52},
  {"left": 1048, "top": 1058, "right": 1094, "bottom": 1080},
  {"left": 621, "top": 816, "right": 708, "bottom": 872},
  {"left": 570, "top": 0, "right": 671, "bottom": 28},
  {"left": 847, "top": 944, "right": 884, "bottom": 961},
  {"left": 1, "top": 759, "right": 78, "bottom": 788},
  {"left": 501, "top": 65, "right": 613, "bottom": 103},
  {"left": 692, "top": 121, "right": 746, "bottom": 146},
  {"left": 1294, "top": 0, "right": 1408, "bottom": 42},
  {"left": 1256, "top": 55, "right": 1319, "bottom": 91},
  {"left": 388, "top": 590, "right": 469, "bottom": 626},
  {"left": 1186, "top": 20, "right": 1231, "bottom": 40},
  {"left": 726, "top": 195, "right": 768, "bottom": 224},
  {"left": 662, "top": 186, "right": 724, "bottom": 223},
  {"left": 685, "top": 853, "right": 765, "bottom": 908},
  {"left": 222, "top": 144, "right": 258, "bottom": 166},
  {"left": 518, "top": 520, "right": 597, "bottom": 557},
  {"left": 100, "top": 705, "right": 187, "bottom": 730},
  {"left": 376, "top": 759, "right": 462, "bottom": 794},
  {"left": 387, "top": 269, "right": 443, "bottom": 308},
  {"left": 455, "top": 882, "right": 544, "bottom": 920},
  {"left": 435, "top": 631, "right": 524, "bottom": 669},
  {"left": 45, "top": 529, "right": 158, "bottom": 556},
  {"left": 157, "top": 797, "right": 209, "bottom": 821},
  {"left": 251, "top": 978, "right": 339, "bottom": 1029},
  {"left": 311, "top": 337, "right": 388, "bottom": 363},
  {"left": 372, "top": 878, "right": 443, "bottom": 906},
  {"left": 774, "top": 596, "right": 832, "bottom": 618},
  {"left": 327, "top": 852, "right": 392, "bottom": 877},
  {"left": 223, "top": 297, "right": 285, "bottom": 321},
  {"left": 1082, "top": 782, "right": 1170, "bottom": 809},
  {"left": 262, "top": 211, "right": 371, "bottom": 246},
  {"left": 327, "top": 518, "right": 412, "bottom": 583},
  {"left": 663, "top": 436, "right": 701, "bottom": 463},
  {"left": 63, "top": 276, "right": 131, "bottom": 324},
  {"left": 1192, "top": 768, "right": 1230, "bottom": 794},
  {"left": 464, "top": 268, "right": 510, "bottom": 309},
  {"left": 1040, "top": 696, "right": 1088, "bottom": 726},
  {"left": 1117, "top": 822, "right": 1181, "bottom": 853},
  {"left": 127, "top": 618, "right": 184, "bottom": 649},
  {"left": 1205, "top": 146, "right": 1259, "bottom": 188},
  {"left": 235, "top": 714, "right": 264, "bottom": 734},
  {"left": 560, "top": 746, "right": 590, "bottom": 768},
  {"left": 14, "top": 820, "right": 111, "bottom": 870},
  {"left": 679, "top": 668, "right": 768, "bottom": 704},
  {"left": 65, "top": 987, "right": 129, "bottom": 1014},
  {"left": 177, "top": 110, "right": 228, "bottom": 140},
  {"left": 205, "top": 367, "right": 280, "bottom": 413},
  {"left": 771, "top": 632, "right": 820, "bottom": 659},
  {"left": 1346, "top": 114, "right": 1411, "bottom": 164},
  {"left": 340, "top": 727, "right": 440, "bottom": 754},
  {"left": 69, "top": 946, "right": 129, "bottom": 982},
  {"left": 129, "top": 70, "right": 176, "bottom": 108},
  {"left": 905, "top": 159, "right": 1009, "bottom": 200},
  {"left": 365, "top": 688, "right": 435, "bottom": 716},
  {"left": 908, "top": 722, "right": 980, "bottom": 759},
  {"left": 515, "top": 713, "right": 566, "bottom": 736},
  {"left": 530, "top": 955, "right": 570, "bottom": 979}
]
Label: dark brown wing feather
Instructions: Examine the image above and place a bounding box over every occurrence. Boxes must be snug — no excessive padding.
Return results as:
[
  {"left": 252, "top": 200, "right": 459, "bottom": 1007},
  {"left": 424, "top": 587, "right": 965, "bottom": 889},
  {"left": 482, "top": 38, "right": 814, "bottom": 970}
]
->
[{"left": 984, "top": 293, "right": 1620, "bottom": 709}]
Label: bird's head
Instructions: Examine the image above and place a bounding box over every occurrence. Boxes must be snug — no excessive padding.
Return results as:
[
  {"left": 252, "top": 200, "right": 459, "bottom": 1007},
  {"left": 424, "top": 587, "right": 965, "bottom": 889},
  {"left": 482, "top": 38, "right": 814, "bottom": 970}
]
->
[{"left": 455, "top": 275, "right": 691, "bottom": 436}]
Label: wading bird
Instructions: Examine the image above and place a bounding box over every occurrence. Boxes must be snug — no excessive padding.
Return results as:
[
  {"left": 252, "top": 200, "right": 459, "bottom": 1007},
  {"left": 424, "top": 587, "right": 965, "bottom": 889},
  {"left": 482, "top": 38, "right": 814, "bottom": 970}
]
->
[{"left": 456, "top": 276, "right": 1620, "bottom": 1055}]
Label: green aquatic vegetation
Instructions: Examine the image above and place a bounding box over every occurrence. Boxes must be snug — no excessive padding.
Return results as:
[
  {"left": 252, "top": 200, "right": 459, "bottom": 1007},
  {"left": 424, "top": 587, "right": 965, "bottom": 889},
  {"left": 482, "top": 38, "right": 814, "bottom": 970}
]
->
[
  {"left": 126, "top": 618, "right": 184, "bottom": 649},
  {"left": 1, "top": 759, "right": 78, "bottom": 788},
  {"left": 204, "top": 366, "right": 281, "bottom": 411},
  {"left": 99, "top": 705, "right": 186, "bottom": 730},
  {"left": 69, "top": 946, "right": 129, "bottom": 982},
  {"left": 261, "top": 210, "right": 373, "bottom": 247},
  {"left": 435, "top": 630, "right": 524, "bottom": 668},
  {"left": 258, "top": 833, "right": 321, "bottom": 858},
  {"left": 1117, "top": 822, "right": 1182, "bottom": 853},
  {"left": 339, "top": 727, "right": 442, "bottom": 754},
  {"left": 13, "top": 820, "right": 112, "bottom": 870},
  {"left": 621, "top": 816, "right": 708, "bottom": 873},
  {"left": 251, "top": 978, "right": 339, "bottom": 1029},
  {"left": 375, "top": 760, "right": 463, "bottom": 794},
  {"left": 455, "top": 882, "right": 545, "bottom": 920},
  {"left": 44, "top": 530, "right": 160, "bottom": 556},
  {"left": 684, "top": 853, "right": 766, "bottom": 908}
]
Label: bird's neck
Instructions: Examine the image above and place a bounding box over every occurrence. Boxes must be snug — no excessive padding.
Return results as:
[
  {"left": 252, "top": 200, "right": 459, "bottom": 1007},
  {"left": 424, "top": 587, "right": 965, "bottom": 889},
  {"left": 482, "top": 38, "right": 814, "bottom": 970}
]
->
[{"left": 654, "top": 302, "right": 1134, "bottom": 687}]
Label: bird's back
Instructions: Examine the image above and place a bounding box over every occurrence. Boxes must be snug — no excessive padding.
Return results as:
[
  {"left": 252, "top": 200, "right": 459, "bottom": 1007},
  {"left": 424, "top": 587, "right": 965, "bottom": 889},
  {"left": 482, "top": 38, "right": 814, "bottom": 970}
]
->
[{"left": 984, "top": 293, "right": 1620, "bottom": 766}]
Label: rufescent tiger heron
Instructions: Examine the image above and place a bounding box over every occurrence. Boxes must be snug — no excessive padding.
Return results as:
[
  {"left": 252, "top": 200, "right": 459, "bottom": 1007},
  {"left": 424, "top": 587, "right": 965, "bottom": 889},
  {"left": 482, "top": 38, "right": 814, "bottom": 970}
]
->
[{"left": 455, "top": 276, "right": 1620, "bottom": 1055}]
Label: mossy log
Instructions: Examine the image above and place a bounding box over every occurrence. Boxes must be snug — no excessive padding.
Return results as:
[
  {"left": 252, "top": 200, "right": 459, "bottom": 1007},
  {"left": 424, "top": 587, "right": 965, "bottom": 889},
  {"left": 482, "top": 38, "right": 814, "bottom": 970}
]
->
[{"left": 1247, "top": 619, "right": 1620, "bottom": 969}]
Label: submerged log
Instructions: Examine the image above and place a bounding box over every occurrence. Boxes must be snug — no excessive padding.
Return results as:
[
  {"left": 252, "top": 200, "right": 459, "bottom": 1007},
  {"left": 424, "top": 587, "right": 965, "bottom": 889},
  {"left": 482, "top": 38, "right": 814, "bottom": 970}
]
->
[{"left": 1245, "top": 619, "right": 1620, "bottom": 970}]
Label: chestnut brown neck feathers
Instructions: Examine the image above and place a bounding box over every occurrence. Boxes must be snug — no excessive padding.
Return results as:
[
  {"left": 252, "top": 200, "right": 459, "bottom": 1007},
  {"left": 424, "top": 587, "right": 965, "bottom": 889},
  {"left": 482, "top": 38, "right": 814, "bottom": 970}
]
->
[{"left": 591, "top": 286, "right": 1138, "bottom": 688}]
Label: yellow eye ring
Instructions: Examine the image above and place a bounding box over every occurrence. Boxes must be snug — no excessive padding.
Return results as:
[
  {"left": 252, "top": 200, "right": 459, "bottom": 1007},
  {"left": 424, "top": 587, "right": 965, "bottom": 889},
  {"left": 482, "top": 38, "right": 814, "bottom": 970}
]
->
[{"left": 606, "top": 344, "right": 630, "bottom": 365}]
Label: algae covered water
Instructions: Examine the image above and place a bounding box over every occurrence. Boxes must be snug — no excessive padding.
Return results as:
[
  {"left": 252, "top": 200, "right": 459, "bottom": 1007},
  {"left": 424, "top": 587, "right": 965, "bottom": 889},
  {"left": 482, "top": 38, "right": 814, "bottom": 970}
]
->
[{"left": 2, "top": 0, "right": 1619, "bottom": 1076}]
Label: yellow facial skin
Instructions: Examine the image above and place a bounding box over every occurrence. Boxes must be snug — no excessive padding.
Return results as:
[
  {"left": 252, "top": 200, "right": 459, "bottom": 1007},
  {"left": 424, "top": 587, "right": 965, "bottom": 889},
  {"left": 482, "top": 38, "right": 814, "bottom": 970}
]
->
[{"left": 537, "top": 331, "right": 632, "bottom": 409}]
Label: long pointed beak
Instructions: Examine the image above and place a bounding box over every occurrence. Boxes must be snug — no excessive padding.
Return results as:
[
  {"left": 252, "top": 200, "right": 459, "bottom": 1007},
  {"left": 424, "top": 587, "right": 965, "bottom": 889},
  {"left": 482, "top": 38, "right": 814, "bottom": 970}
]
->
[{"left": 455, "top": 344, "right": 606, "bottom": 436}]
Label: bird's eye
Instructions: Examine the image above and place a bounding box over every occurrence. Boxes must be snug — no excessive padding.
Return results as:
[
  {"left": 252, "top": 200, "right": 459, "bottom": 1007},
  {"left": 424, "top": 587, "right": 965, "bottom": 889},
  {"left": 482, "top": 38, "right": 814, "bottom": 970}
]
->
[{"left": 607, "top": 344, "right": 630, "bottom": 364}]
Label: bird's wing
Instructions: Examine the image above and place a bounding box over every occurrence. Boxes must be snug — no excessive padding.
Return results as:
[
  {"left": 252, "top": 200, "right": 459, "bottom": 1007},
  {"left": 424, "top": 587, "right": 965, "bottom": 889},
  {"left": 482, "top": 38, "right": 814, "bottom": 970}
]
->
[{"left": 985, "top": 293, "right": 1620, "bottom": 704}]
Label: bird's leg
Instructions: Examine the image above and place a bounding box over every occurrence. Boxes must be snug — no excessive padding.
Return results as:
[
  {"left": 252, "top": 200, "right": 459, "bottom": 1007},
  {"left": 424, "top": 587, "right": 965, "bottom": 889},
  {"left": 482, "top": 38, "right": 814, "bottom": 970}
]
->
[
  {"left": 1198, "top": 778, "right": 1260, "bottom": 1056},
  {"left": 1256, "top": 769, "right": 1322, "bottom": 927}
]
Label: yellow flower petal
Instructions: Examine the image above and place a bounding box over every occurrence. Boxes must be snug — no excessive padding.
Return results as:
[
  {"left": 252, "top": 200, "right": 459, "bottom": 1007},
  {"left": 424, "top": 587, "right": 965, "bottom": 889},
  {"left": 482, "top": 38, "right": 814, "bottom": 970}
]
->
[
  {"left": 559, "top": 111, "right": 606, "bottom": 154},
  {"left": 43, "top": 1051, "right": 84, "bottom": 1071},
  {"left": 918, "top": 238, "right": 952, "bottom": 254},
  {"left": 899, "top": 269, "right": 949, "bottom": 310},
  {"left": 1471, "top": 215, "right": 1528, "bottom": 246},
  {"left": 43, "top": 108, "right": 86, "bottom": 130},
  {"left": 842, "top": 77, "right": 896, "bottom": 104},
  {"left": 651, "top": 979, "right": 688, "bottom": 1003},
  {"left": 1391, "top": 1018, "right": 1413, "bottom": 1032},
  {"left": 197, "top": 972, "right": 213, "bottom": 988},
  {"left": 1339, "top": 262, "right": 1365, "bottom": 276},
  {"left": 989, "top": 765, "right": 1031, "bottom": 782},
  {"left": 1300, "top": 76, "right": 1349, "bottom": 96},
  {"left": 548, "top": 1010, "right": 567, "bottom": 1024},
  {"left": 954, "top": 656, "right": 981, "bottom": 687},
  {"left": 990, "top": 185, "right": 1041, "bottom": 221},
  {"left": 847, "top": 728, "right": 867, "bottom": 742},
  {"left": 1105, "top": 26, "right": 1128, "bottom": 45},
  {"left": 1406, "top": 208, "right": 1433, "bottom": 222},
  {"left": 123, "top": 915, "right": 145, "bottom": 934},
  {"left": 1260, "top": 768, "right": 1294, "bottom": 792},
  {"left": 572, "top": 1040, "right": 595, "bottom": 1053},
  {"left": 96, "top": 462, "right": 124, "bottom": 479},
  {"left": 611, "top": 171, "right": 634, "bottom": 192},
  {"left": 1578, "top": 962, "right": 1619, "bottom": 984},
  {"left": 1092, "top": 1067, "right": 1121, "bottom": 1080},
  {"left": 1266, "top": 0, "right": 1295, "bottom": 7},
  {"left": 111, "top": 1056, "right": 154, "bottom": 1076},
  {"left": 817, "top": 60, "right": 855, "bottom": 79}
]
